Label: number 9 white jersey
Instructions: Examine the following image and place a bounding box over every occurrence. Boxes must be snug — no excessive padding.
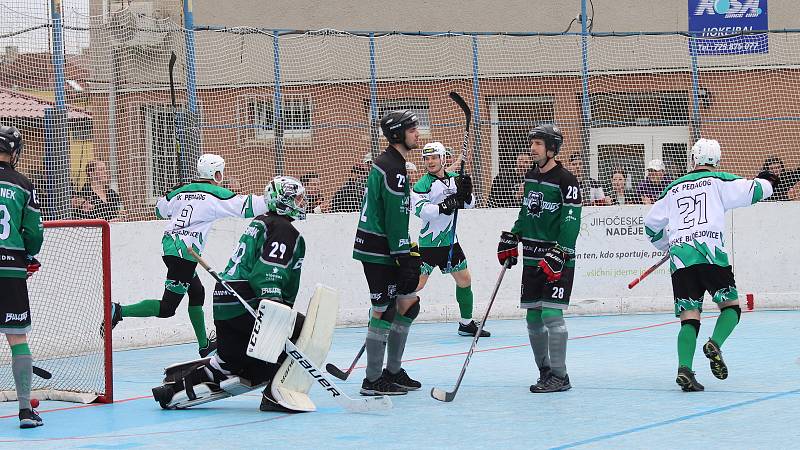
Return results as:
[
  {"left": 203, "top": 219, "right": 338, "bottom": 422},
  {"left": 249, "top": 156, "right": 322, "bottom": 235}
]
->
[{"left": 644, "top": 170, "right": 773, "bottom": 272}]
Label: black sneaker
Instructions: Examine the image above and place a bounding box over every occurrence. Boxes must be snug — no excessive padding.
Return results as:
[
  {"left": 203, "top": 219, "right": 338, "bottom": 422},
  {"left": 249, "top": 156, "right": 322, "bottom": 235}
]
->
[
  {"left": 383, "top": 368, "right": 422, "bottom": 391},
  {"left": 529, "top": 366, "right": 552, "bottom": 391},
  {"left": 19, "top": 408, "right": 43, "bottom": 428},
  {"left": 676, "top": 366, "right": 705, "bottom": 392},
  {"left": 199, "top": 331, "right": 217, "bottom": 358},
  {"left": 702, "top": 338, "right": 728, "bottom": 380},
  {"left": 458, "top": 320, "right": 491, "bottom": 337},
  {"left": 530, "top": 373, "right": 571, "bottom": 393},
  {"left": 360, "top": 375, "right": 408, "bottom": 396},
  {"left": 101, "top": 302, "right": 123, "bottom": 337}
]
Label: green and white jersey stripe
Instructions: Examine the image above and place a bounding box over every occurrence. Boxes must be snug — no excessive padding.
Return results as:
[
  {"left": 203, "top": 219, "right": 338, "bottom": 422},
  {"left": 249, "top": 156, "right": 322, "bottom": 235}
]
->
[
  {"left": 411, "top": 172, "right": 475, "bottom": 248},
  {"left": 644, "top": 170, "right": 773, "bottom": 272},
  {"left": 0, "top": 163, "right": 43, "bottom": 278}
]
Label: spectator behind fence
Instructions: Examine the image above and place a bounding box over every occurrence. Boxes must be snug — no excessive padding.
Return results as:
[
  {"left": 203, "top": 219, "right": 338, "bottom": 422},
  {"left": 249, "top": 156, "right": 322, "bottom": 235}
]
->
[
  {"left": 329, "top": 152, "right": 372, "bottom": 213},
  {"left": 760, "top": 156, "right": 790, "bottom": 201},
  {"left": 637, "top": 159, "right": 671, "bottom": 205},
  {"left": 608, "top": 167, "right": 639, "bottom": 205},
  {"left": 566, "top": 153, "right": 607, "bottom": 206},
  {"left": 72, "top": 159, "right": 121, "bottom": 221},
  {"left": 300, "top": 172, "right": 327, "bottom": 213},
  {"left": 488, "top": 152, "right": 531, "bottom": 208}
]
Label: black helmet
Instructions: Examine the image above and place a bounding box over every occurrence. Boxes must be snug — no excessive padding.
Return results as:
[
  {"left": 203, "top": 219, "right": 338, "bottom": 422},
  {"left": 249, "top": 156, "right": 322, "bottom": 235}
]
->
[
  {"left": 527, "top": 124, "right": 563, "bottom": 155},
  {"left": 380, "top": 110, "right": 419, "bottom": 145},
  {"left": 0, "top": 125, "right": 23, "bottom": 166}
]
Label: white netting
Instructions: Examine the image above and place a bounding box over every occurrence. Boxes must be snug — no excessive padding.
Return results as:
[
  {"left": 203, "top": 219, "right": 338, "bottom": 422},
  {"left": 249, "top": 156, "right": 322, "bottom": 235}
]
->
[
  {"left": 0, "top": 221, "right": 111, "bottom": 404},
  {"left": 1, "top": 4, "right": 799, "bottom": 221}
]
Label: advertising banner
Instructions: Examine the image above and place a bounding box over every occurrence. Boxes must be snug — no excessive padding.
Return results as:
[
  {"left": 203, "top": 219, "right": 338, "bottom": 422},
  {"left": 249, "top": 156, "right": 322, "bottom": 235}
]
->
[{"left": 688, "top": 0, "right": 768, "bottom": 55}]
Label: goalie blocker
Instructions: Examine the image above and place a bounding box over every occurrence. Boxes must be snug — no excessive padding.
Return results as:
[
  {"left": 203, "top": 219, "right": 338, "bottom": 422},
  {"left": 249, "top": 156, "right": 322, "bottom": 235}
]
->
[{"left": 152, "top": 284, "right": 338, "bottom": 412}]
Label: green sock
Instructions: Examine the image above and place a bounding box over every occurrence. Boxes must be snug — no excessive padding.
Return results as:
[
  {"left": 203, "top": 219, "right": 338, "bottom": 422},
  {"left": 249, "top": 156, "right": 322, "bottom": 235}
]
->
[
  {"left": 677, "top": 324, "right": 698, "bottom": 369},
  {"left": 711, "top": 307, "right": 739, "bottom": 347},
  {"left": 121, "top": 300, "right": 161, "bottom": 317},
  {"left": 188, "top": 306, "right": 209, "bottom": 348},
  {"left": 455, "top": 285, "right": 473, "bottom": 320}
]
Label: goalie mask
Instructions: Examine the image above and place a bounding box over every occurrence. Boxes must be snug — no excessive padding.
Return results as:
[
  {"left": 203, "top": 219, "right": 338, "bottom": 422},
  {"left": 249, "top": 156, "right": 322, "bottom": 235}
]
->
[
  {"left": 198, "top": 154, "right": 225, "bottom": 183},
  {"left": 265, "top": 176, "right": 307, "bottom": 220},
  {"left": 0, "top": 125, "right": 24, "bottom": 167},
  {"left": 691, "top": 138, "right": 721, "bottom": 167}
]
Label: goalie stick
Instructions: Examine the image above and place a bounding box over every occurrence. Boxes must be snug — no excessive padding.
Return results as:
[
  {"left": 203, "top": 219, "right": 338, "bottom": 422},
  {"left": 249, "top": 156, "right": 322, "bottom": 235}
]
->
[
  {"left": 446, "top": 91, "right": 472, "bottom": 270},
  {"left": 325, "top": 343, "right": 365, "bottom": 381},
  {"left": 627, "top": 254, "right": 670, "bottom": 289},
  {"left": 187, "top": 247, "right": 392, "bottom": 413},
  {"left": 431, "top": 260, "right": 510, "bottom": 402}
]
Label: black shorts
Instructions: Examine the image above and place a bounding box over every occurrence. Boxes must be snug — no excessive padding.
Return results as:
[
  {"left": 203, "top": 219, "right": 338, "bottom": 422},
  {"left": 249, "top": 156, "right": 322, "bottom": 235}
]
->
[
  {"left": 520, "top": 265, "right": 575, "bottom": 310},
  {"left": 420, "top": 244, "right": 467, "bottom": 275},
  {"left": 671, "top": 264, "right": 738, "bottom": 317},
  {"left": 0, "top": 277, "right": 31, "bottom": 334},
  {"left": 162, "top": 255, "right": 204, "bottom": 307},
  {"left": 362, "top": 262, "right": 399, "bottom": 312},
  {"left": 213, "top": 288, "right": 304, "bottom": 384}
]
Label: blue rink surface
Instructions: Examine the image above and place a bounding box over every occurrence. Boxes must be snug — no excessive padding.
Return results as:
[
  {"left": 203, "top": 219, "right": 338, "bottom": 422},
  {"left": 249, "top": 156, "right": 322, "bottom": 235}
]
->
[{"left": 2, "top": 310, "right": 799, "bottom": 449}]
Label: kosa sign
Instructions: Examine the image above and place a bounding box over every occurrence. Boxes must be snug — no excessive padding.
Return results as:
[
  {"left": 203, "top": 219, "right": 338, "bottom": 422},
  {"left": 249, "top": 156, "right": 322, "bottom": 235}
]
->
[{"left": 688, "top": 0, "right": 768, "bottom": 55}]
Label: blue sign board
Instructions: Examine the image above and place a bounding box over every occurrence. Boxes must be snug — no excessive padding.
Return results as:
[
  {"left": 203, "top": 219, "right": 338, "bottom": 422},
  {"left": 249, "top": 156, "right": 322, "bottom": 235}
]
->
[{"left": 688, "top": 0, "right": 768, "bottom": 55}]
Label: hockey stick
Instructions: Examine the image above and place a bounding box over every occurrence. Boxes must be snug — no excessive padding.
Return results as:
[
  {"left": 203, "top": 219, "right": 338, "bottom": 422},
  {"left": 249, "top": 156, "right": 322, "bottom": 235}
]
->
[
  {"left": 168, "top": 51, "right": 184, "bottom": 184},
  {"left": 325, "top": 343, "right": 365, "bottom": 381},
  {"left": 446, "top": 91, "right": 472, "bottom": 270},
  {"left": 627, "top": 254, "right": 670, "bottom": 289},
  {"left": 431, "top": 260, "right": 510, "bottom": 402},
  {"left": 187, "top": 247, "right": 392, "bottom": 412},
  {"left": 32, "top": 366, "right": 52, "bottom": 380}
]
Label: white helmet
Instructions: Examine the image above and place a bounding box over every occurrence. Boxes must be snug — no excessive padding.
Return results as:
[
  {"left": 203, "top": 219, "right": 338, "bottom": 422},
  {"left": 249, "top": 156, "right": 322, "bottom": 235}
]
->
[
  {"left": 692, "top": 138, "right": 721, "bottom": 167},
  {"left": 197, "top": 154, "right": 225, "bottom": 181},
  {"left": 421, "top": 142, "right": 447, "bottom": 160},
  {"left": 265, "top": 176, "right": 306, "bottom": 220}
]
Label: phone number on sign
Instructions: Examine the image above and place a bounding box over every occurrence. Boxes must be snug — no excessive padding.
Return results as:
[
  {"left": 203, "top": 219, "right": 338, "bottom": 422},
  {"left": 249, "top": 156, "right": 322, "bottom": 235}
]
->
[{"left": 697, "top": 40, "right": 765, "bottom": 53}]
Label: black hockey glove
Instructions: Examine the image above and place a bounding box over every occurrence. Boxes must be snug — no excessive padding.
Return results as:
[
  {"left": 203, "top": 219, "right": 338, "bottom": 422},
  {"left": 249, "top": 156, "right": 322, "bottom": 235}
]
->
[
  {"left": 497, "top": 231, "right": 519, "bottom": 267},
  {"left": 396, "top": 243, "right": 422, "bottom": 295},
  {"left": 455, "top": 174, "right": 473, "bottom": 203},
  {"left": 756, "top": 170, "right": 781, "bottom": 189},
  {"left": 26, "top": 256, "right": 40, "bottom": 279},
  {"left": 538, "top": 246, "right": 569, "bottom": 283},
  {"left": 438, "top": 195, "right": 462, "bottom": 216}
]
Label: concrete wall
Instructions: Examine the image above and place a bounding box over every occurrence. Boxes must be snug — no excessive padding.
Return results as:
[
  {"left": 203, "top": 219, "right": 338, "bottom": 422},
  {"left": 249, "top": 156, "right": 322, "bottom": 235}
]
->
[{"left": 109, "top": 202, "right": 800, "bottom": 349}]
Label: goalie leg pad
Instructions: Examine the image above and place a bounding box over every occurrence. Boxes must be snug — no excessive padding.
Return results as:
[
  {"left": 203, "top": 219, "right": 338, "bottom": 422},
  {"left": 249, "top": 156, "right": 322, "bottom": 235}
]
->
[
  {"left": 246, "top": 299, "right": 297, "bottom": 364},
  {"left": 269, "top": 284, "right": 339, "bottom": 412}
]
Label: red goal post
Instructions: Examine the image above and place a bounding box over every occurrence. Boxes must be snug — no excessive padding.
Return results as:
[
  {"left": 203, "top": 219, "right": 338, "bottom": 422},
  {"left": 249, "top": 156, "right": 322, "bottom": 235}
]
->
[{"left": 0, "top": 219, "right": 113, "bottom": 404}]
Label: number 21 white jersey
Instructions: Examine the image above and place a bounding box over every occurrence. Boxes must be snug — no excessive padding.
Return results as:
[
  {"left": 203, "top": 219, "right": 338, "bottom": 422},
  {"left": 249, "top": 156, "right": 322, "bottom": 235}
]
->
[{"left": 644, "top": 170, "right": 772, "bottom": 272}]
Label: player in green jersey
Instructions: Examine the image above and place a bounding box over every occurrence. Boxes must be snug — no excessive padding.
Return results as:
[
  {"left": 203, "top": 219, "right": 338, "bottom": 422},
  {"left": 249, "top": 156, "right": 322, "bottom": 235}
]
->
[
  {"left": 411, "top": 142, "right": 488, "bottom": 337},
  {"left": 0, "top": 126, "right": 45, "bottom": 428},
  {"left": 497, "top": 124, "right": 582, "bottom": 393},
  {"left": 353, "top": 110, "right": 422, "bottom": 396}
]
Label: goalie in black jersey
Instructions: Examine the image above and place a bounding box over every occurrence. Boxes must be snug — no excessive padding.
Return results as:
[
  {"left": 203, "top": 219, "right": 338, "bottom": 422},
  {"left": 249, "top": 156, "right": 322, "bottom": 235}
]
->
[
  {"left": 0, "top": 126, "right": 44, "bottom": 428},
  {"left": 152, "top": 176, "right": 339, "bottom": 413},
  {"left": 497, "top": 124, "right": 582, "bottom": 393}
]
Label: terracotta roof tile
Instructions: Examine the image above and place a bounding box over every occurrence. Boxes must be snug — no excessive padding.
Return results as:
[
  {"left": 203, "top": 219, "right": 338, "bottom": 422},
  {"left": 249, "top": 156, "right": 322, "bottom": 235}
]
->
[{"left": 0, "top": 88, "right": 91, "bottom": 119}]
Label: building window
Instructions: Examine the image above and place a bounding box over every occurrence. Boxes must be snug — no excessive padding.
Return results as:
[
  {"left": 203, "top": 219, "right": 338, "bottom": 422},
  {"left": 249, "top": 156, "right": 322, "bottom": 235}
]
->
[
  {"left": 245, "top": 95, "right": 312, "bottom": 141},
  {"left": 589, "top": 91, "right": 689, "bottom": 127},
  {"left": 142, "top": 105, "right": 179, "bottom": 201}
]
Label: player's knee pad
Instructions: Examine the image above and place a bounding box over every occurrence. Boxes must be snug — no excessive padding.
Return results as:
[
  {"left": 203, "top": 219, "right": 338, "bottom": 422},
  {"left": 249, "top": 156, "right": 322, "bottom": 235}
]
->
[
  {"left": 681, "top": 319, "right": 701, "bottom": 337},
  {"left": 158, "top": 291, "right": 183, "bottom": 318},
  {"left": 402, "top": 300, "right": 420, "bottom": 322},
  {"left": 378, "top": 301, "right": 397, "bottom": 324},
  {"left": 721, "top": 305, "right": 742, "bottom": 322},
  {"left": 543, "top": 315, "right": 566, "bottom": 334}
]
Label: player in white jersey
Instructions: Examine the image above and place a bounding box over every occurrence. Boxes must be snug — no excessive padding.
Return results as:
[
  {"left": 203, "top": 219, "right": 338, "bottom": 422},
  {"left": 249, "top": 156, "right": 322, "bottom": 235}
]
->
[
  {"left": 410, "top": 142, "right": 488, "bottom": 337},
  {"left": 644, "top": 139, "right": 779, "bottom": 392},
  {"left": 108, "top": 154, "right": 267, "bottom": 357}
]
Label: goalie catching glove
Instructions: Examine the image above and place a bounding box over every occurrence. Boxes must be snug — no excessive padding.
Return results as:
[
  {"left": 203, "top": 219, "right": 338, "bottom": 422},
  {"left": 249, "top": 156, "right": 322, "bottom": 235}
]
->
[
  {"left": 538, "top": 246, "right": 569, "bottom": 283},
  {"left": 396, "top": 243, "right": 422, "bottom": 295},
  {"left": 497, "top": 231, "right": 519, "bottom": 267}
]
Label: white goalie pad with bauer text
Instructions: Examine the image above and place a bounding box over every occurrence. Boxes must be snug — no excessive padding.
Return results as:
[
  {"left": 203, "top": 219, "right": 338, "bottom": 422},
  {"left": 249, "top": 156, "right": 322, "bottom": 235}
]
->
[
  {"left": 246, "top": 299, "right": 297, "bottom": 363},
  {"left": 270, "top": 284, "right": 339, "bottom": 412}
]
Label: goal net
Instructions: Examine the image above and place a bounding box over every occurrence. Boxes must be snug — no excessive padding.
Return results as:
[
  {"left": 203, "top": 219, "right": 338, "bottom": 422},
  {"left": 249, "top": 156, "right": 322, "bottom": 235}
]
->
[
  {"left": 0, "top": 220, "right": 113, "bottom": 404},
  {"left": 1, "top": 4, "right": 799, "bottom": 221}
]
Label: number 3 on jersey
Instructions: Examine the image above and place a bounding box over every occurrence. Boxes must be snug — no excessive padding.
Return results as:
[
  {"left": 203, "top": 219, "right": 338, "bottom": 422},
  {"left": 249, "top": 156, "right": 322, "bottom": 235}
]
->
[
  {"left": 360, "top": 187, "right": 369, "bottom": 223},
  {"left": 0, "top": 205, "right": 10, "bottom": 240}
]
